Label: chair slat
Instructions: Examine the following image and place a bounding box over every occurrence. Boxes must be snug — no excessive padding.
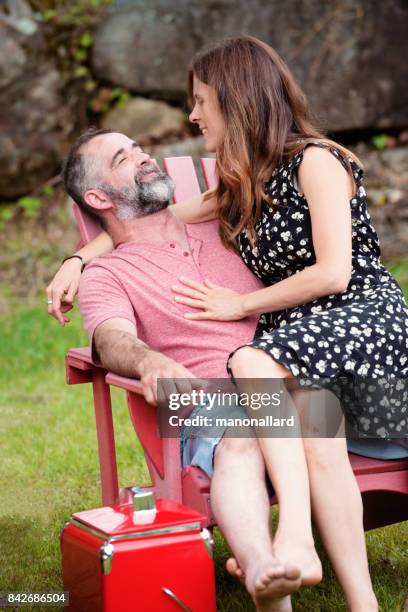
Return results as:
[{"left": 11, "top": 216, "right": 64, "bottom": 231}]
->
[
  {"left": 163, "top": 157, "right": 201, "bottom": 203},
  {"left": 72, "top": 201, "right": 103, "bottom": 245},
  {"left": 200, "top": 157, "right": 218, "bottom": 190}
]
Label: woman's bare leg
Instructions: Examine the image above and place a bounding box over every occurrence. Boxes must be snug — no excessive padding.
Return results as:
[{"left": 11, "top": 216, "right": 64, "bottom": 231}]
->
[
  {"left": 293, "top": 387, "right": 378, "bottom": 611},
  {"left": 230, "top": 347, "right": 322, "bottom": 589}
]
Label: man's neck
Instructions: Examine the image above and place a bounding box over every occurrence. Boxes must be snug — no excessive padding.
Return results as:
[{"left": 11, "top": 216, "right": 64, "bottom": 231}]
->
[{"left": 107, "top": 207, "right": 188, "bottom": 249}]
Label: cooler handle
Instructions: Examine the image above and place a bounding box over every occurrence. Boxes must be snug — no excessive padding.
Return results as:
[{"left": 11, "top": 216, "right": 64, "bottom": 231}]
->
[{"left": 162, "top": 587, "right": 192, "bottom": 611}]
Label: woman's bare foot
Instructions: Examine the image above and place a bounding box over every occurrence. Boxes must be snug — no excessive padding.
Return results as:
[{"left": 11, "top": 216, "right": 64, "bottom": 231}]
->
[
  {"left": 226, "top": 556, "right": 300, "bottom": 611},
  {"left": 273, "top": 537, "right": 323, "bottom": 587}
]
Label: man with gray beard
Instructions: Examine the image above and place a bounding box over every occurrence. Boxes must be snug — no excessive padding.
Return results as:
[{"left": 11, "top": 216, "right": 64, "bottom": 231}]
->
[{"left": 61, "top": 128, "right": 302, "bottom": 610}]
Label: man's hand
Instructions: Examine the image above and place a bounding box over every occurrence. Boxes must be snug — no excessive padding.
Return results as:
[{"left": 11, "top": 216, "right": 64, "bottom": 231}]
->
[
  {"left": 138, "top": 351, "right": 200, "bottom": 405},
  {"left": 46, "top": 257, "right": 83, "bottom": 325}
]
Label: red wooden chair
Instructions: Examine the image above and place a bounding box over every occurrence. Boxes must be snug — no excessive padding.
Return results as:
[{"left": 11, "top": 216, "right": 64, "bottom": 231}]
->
[{"left": 66, "top": 156, "right": 408, "bottom": 530}]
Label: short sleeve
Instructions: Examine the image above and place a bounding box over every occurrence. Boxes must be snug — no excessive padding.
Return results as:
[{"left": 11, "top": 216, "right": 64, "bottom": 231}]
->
[{"left": 78, "top": 262, "right": 137, "bottom": 347}]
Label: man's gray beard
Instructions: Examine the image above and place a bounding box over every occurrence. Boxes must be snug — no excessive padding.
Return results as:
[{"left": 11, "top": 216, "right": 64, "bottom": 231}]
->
[{"left": 103, "top": 165, "right": 175, "bottom": 220}]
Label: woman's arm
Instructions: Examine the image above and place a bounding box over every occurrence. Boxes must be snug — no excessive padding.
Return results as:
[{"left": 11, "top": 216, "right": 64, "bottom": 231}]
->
[
  {"left": 240, "top": 146, "right": 353, "bottom": 315},
  {"left": 173, "top": 147, "right": 353, "bottom": 320},
  {"left": 46, "top": 231, "right": 113, "bottom": 325},
  {"left": 171, "top": 190, "right": 217, "bottom": 223},
  {"left": 48, "top": 187, "right": 217, "bottom": 325}
]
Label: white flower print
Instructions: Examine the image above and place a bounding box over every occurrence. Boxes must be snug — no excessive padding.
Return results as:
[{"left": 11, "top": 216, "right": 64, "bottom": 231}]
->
[
  {"left": 291, "top": 364, "right": 300, "bottom": 376},
  {"left": 357, "top": 363, "right": 370, "bottom": 376},
  {"left": 288, "top": 340, "right": 300, "bottom": 351},
  {"left": 271, "top": 347, "right": 281, "bottom": 360},
  {"left": 303, "top": 334, "right": 315, "bottom": 344},
  {"left": 311, "top": 305, "right": 322, "bottom": 314}
]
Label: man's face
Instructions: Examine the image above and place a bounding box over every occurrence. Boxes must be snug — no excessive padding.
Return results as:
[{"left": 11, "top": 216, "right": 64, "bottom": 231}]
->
[{"left": 84, "top": 132, "right": 174, "bottom": 219}]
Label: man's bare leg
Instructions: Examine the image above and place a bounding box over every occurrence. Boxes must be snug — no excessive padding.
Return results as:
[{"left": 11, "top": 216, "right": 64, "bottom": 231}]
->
[
  {"left": 211, "top": 434, "right": 300, "bottom": 612},
  {"left": 229, "top": 347, "right": 322, "bottom": 589}
]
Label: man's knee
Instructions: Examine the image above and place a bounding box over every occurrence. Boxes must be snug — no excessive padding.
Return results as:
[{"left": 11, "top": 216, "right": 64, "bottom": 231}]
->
[{"left": 214, "top": 434, "right": 259, "bottom": 463}]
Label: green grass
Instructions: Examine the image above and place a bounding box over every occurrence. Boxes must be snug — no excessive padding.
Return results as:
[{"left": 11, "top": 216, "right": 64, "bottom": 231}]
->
[{"left": 0, "top": 260, "right": 407, "bottom": 611}]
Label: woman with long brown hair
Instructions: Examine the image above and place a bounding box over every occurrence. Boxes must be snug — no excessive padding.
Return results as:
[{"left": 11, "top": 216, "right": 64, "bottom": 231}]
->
[{"left": 47, "top": 36, "right": 408, "bottom": 610}]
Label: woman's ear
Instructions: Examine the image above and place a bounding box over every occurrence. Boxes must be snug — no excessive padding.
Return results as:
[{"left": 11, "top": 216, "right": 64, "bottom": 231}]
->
[{"left": 84, "top": 189, "right": 113, "bottom": 211}]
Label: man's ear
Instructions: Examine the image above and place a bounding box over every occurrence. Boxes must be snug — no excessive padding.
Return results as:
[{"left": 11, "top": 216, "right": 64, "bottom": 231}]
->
[{"left": 84, "top": 189, "right": 113, "bottom": 211}]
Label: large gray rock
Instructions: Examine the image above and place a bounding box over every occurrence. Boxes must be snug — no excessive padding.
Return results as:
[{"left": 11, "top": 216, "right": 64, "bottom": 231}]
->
[
  {"left": 360, "top": 145, "right": 408, "bottom": 259},
  {"left": 92, "top": 0, "right": 408, "bottom": 131},
  {"left": 0, "top": 3, "right": 75, "bottom": 199},
  {"left": 92, "top": 0, "right": 196, "bottom": 98},
  {"left": 101, "top": 97, "right": 187, "bottom": 145}
]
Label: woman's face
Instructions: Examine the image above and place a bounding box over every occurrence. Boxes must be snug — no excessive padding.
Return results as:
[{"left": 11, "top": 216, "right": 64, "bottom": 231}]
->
[{"left": 189, "top": 75, "right": 225, "bottom": 152}]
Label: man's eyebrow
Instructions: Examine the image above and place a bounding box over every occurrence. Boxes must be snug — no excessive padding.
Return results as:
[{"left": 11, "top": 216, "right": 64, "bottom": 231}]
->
[
  {"left": 110, "top": 142, "right": 139, "bottom": 168},
  {"left": 110, "top": 147, "right": 124, "bottom": 168}
]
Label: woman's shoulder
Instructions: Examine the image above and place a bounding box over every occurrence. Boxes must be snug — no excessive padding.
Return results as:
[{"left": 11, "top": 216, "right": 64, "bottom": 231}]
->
[{"left": 288, "top": 140, "right": 364, "bottom": 181}]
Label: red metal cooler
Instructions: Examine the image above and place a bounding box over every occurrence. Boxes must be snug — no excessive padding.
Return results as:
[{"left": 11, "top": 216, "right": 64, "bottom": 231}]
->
[{"left": 61, "top": 488, "right": 216, "bottom": 611}]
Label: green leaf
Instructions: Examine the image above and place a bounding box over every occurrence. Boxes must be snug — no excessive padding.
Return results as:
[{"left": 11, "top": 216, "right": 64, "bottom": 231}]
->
[
  {"left": 110, "top": 87, "right": 124, "bottom": 99},
  {"left": 371, "top": 134, "right": 388, "bottom": 150},
  {"left": 80, "top": 32, "right": 94, "bottom": 48},
  {"left": 41, "top": 185, "right": 55, "bottom": 198},
  {"left": 116, "top": 92, "right": 130, "bottom": 108},
  {"left": 0, "top": 204, "right": 15, "bottom": 223},
  {"left": 84, "top": 79, "right": 97, "bottom": 92},
  {"left": 110, "top": 87, "right": 130, "bottom": 108},
  {"left": 73, "top": 48, "right": 88, "bottom": 62},
  {"left": 43, "top": 9, "right": 57, "bottom": 21},
  {"left": 18, "top": 196, "right": 41, "bottom": 218},
  {"left": 74, "top": 66, "right": 88, "bottom": 78}
]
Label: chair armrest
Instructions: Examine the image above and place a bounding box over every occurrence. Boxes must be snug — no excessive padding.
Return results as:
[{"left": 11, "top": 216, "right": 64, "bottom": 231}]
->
[
  {"left": 66, "top": 348, "right": 144, "bottom": 395},
  {"left": 105, "top": 372, "right": 144, "bottom": 394}
]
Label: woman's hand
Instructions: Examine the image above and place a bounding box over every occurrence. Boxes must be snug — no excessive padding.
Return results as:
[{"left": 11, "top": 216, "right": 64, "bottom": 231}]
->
[
  {"left": 172, "top": 277, "right": 247, "bottom": 321},
  {"left": 46, "top": 258, "right": 83, "bottom": 325}
]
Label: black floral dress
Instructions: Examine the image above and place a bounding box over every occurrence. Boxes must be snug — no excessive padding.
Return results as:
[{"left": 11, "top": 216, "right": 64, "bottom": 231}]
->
[{"left": 230, "top": 143, "right": 408, "bottom": 439}]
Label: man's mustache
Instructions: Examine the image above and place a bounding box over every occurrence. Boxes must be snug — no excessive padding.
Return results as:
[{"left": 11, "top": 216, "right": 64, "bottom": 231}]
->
[{"left": 134, "top": 163, "right": 162, "bottom": 184}]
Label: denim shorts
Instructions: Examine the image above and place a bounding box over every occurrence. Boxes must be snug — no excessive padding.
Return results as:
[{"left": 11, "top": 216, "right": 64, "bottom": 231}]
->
[{"left": 180, "top": 396, "right": 247, "bottom": 478}]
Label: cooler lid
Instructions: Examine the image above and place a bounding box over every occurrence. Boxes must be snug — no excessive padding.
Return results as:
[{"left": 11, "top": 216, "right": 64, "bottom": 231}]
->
[{"left": 71, "top": 498, "right": 205, "bottom": 539}]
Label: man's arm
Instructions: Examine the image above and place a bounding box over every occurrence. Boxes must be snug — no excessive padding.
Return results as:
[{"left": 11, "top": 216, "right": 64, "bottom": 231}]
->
[{"left": 94, "top": 318, "right": 199, "bottom": 404}]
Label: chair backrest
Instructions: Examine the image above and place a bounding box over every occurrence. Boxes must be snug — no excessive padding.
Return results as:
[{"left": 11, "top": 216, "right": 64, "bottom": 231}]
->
[
  {"left": 200, "top": 158, "right": 217, "bottom": 190},
  {"left": 72, "top": 156, "right": 218, "bottom": 247},
  {"left": 162, "top": 157, "right": 201, "bottom": 201},
  {"left": 72, "top": 201, "right": 103, "bottom": 247}
]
